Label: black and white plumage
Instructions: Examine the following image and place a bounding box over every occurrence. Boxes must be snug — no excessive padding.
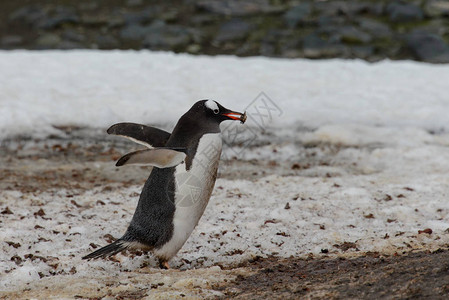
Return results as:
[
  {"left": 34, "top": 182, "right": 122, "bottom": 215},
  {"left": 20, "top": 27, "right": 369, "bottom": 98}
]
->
[{"left": 82, "top": 100, "right": 246, "bottom": 268}]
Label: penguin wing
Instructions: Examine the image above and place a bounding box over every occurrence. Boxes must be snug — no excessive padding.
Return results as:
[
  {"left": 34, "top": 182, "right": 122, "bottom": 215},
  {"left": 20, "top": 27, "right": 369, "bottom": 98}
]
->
[
  {"left": 116, "top": 148, "right": 187, "bottom": 168},
  {"left": 107, "top": 123, "right": 171, "bottom": 148}
]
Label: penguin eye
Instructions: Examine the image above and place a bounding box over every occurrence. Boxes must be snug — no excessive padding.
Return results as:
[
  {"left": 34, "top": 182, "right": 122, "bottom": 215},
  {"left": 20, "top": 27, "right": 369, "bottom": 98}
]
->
[{"left": 205, "top": 100, "right": 220, "bottom": 114}]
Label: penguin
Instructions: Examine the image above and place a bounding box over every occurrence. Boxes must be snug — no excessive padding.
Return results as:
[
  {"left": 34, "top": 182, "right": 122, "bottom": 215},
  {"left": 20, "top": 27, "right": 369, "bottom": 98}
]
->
[{"left": 83, "top": 100, "right": 246, "bottom": 269}]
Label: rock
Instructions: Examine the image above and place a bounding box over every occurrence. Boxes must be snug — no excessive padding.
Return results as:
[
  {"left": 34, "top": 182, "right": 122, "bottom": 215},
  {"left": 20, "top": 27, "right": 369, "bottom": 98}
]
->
[
  {"left": 236, "top": 42, "right": 258, "bottom": 56},
  {"left": 191, "top": 15, "right": 216, "bottom": 26},
  {"left": 259, "top": 29, "right": 283, "bottom": 56},
  {"left": 96, "top": 35, "right": 119, "bottom": 49},
  {"left": 1, "top": 35, "right": 23, "bottom": 47},
  {"left": 303, "top": 33, "right": 349, "bottom": 58},
  {"left": 35, "top": 33, "right": 62, "bottom": 49},
  {"left": 385, "top": 44, "right": 402, "bottom": 58},
  {"left": 195, "top": 0, "right": 284, "bottom": 17},
  {"left": 123, "top": 6, "right": 158, "bottom": 25},
  {"left": 2, "top": 0, "right": 448, "bottom": 63},
  {"left": 386, "top": 1, "right": 424, "bottom": 23},
  {"left": 120, "top": 24, "right": 150, "bottom": 41},
  {"left": 123, "top": 20, "right": 195, "bottom": 46},
  {"left": 351, "top": 45, "right": 374, "bottom": 59},
  {"left": 314, "top": 1, "right": 348, "bottom": 16},
  {"left": 186, "top": 44, "right": 201, "bottom": 54},
  {"left": 214, "top": 19, "right": 251, "bottom": 43},
  {"left": 424, "top": 0, "right": 449, "bottom": 17},
  {"left": 317, "top": 16, "right": 346, "bottom": 34},
  {"left": 62, "top": 30, "right": 85, "bottom": 42},
  {"left": 160, "top": 10, "right": 179, "bottom": 22},
  {"left": 108, "top": 16, "right": 125, "bottom": 28},
  {"left": 189, "top": 29, "right": 205, "bottom": 45},
  {"left": 282, "top": 49, "right": 301, "bottom": 58},
  {"left": 143, "top": 22, "right": 192, "bottom": 50},
  {"left": 279, "top": 35, "right": 301, "bottom": 55},
  {"left": 337, "top": 26, "right": 372, "bottom": 44},
  {"left": 126, "top": 0, "right": 143, "bottom": 7},
  {"left": 80, "top": 15, "right": 109, "bottom": 26},
  {"left": 314, "top": 1, "right": 381, "bottom": 17},
  {"left": 9, "top": 5, "right": 46, "bottom": 26},
  {"left": 259, "top": 42, "right": 276, "bottom": 56},
  {"left": 144, "top": 33, "right": 189, "bottom": 50},
  {"left": 58, "top": 41, "right": 83, "bottom": 50},
  {"left": 303, "top": 34, "right": 328, "bottom": 54},
  {"left": 284, "top": 3, "right": 312, "bottom": 28},
  {"left": 364, "top": 3, "right": 385, "bottom": 16},
  {"left": 358, "top": 18, "right": 393, "bottom": 40},
  {"left": 79, "top": 3, "right": 99, "bottom": 11},
  {"left": 406, "top": 32, "right": 449, "bottom": 63},
  {"left": 123, "top": 12, "right": 151, "bottom": 26},
  {"left": 37, "top": 6, "right": 79, "bottom": 29},
  {"left": 415, "top": 19, "right": 449, "bottom": 36}
]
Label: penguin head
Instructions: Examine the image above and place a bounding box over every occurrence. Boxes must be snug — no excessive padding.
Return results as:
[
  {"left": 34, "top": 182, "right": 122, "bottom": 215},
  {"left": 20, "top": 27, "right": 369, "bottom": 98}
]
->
[
  {"left": 190, "top": 100, "right": 246, "bottom": 124},
  {"left": 173, "top": 100, "right": 246, "bottom": 138}
]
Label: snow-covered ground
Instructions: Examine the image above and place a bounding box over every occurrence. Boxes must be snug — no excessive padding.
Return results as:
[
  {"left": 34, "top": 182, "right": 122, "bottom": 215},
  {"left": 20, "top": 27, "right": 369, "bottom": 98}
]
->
[
  {"left": 0, "top": 50, "right": 448, "bottom": 138},
  {"left": 1, "top": 51, "right": 449, "bottom": 297}
]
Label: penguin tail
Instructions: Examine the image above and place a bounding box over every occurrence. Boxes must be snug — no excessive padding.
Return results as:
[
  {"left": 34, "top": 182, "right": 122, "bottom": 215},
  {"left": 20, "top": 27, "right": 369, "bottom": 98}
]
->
[{"left": 82, "top": 239, "right": 129, "bottom": 260}]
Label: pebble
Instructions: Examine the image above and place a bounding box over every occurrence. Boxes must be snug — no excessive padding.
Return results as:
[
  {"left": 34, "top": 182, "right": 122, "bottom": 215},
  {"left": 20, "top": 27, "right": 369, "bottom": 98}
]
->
[
  {"left": 386, "top": 1, "right": 424, "bottom": 23},
  {"left": 96, "top": 35, "right": 119, "bottom": 49},
  {"left": 143, "top": 23, "right": 192, "bottom": 50},
  {"left": 358, "top": 18, "right": 393, "bottom": 40},
  {"left": 1, "top": 35, "right": 23, "bottom": 47},
  {"left": 214, "top": 19, "right": 252, "bottom": 43},
  {"left": 424, "top": 0, "right": 449, "bottom": 17},
  {"left": 337, "top": 26, "right": 372, "bottom": 44},
  {"left": 406, "top": 31, "right": 449, "bottom": 63},
  {"left": 35, "top": 33, "right": 62, "bottom": 49},
  {"left": 284, "top": 3, "right": 312, "bottom": 28}
]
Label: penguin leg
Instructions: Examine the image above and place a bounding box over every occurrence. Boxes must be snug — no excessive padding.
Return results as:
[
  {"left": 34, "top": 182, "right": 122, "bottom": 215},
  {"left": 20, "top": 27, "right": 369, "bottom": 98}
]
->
[{"left": 158, "top": 259, "right": 170, "bottom": 269}]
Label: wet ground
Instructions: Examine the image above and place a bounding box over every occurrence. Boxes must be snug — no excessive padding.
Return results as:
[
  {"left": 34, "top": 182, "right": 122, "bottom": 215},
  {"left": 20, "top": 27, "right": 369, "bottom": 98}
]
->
[
  {"left": 1, "top": 129, "right": 449, "bottom": 299},
  {"left": 223, "top": 250, "right": 449, "bottom": 299}
]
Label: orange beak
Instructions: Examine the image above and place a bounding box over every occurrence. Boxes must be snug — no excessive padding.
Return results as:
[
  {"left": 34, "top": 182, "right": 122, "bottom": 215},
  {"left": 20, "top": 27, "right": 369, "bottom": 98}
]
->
[{"left": 222, "top": 111, "right": 247, "bottom": 124}]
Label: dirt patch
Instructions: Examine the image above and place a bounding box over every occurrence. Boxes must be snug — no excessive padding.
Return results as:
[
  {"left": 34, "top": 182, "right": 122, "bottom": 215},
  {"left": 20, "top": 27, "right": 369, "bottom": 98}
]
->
[{"left": 221, "top": 250, "right": 449, "bottom": 299}]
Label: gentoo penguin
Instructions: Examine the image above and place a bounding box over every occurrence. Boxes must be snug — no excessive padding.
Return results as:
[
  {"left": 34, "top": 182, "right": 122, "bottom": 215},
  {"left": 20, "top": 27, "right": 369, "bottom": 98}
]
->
[{"left": 83, "top": 100, "right": 246, "bottom": 269}]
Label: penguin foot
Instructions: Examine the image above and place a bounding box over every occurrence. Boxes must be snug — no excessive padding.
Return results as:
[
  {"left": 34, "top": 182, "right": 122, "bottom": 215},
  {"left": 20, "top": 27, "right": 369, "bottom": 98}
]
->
[{"left": 159, "top": 260, "right": 170, "bottom": 269}]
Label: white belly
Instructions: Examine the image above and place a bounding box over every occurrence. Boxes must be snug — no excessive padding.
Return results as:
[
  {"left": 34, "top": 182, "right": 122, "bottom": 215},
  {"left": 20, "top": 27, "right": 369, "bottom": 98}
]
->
[{"left": 153, "top": 133, "right": 222, "bottom": 260}]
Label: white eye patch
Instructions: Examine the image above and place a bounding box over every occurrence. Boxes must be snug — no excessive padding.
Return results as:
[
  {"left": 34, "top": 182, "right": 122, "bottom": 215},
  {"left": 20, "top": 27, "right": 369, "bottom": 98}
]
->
[{"left": 205, "top": 99, "right": 219, "bottom": 112}]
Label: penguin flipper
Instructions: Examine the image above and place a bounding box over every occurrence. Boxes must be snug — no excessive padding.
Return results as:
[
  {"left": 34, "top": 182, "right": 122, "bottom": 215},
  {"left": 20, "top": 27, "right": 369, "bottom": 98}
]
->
[
  {"left": 82, "top": 239, "right": 129, "bottom": 260},
  {"left": 107, "top": 123, "right": 171, "bottom": 148},
  {"left": 116, "top": 148, "right": 187, "bottom": 168}
]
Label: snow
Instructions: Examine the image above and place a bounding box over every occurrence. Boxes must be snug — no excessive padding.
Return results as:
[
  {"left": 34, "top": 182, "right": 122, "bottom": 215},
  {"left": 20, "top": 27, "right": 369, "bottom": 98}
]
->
[
  {"left": 0, "top": 50, "right": 449, "bottom": 139},
  {"left": 1, "top": 50, "right": 449, "bottom": 295}
]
